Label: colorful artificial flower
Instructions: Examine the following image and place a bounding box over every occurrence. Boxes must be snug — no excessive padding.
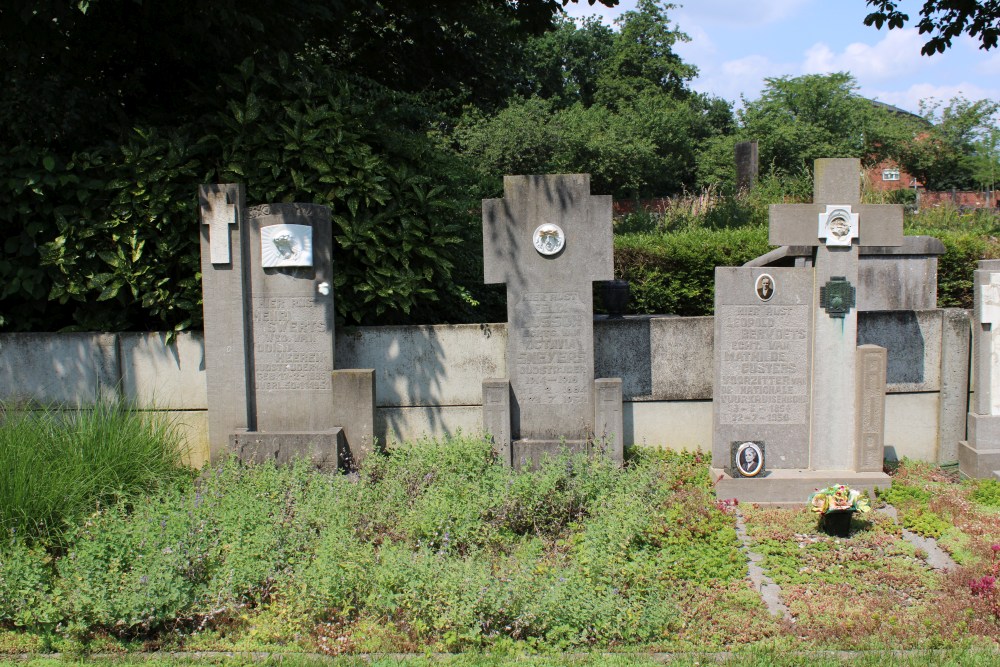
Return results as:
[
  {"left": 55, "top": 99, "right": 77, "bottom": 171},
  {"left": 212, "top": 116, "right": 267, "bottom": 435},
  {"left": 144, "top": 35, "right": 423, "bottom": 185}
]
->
[{"left": 808, "top": 484, "right": 872, "bottom": 514}]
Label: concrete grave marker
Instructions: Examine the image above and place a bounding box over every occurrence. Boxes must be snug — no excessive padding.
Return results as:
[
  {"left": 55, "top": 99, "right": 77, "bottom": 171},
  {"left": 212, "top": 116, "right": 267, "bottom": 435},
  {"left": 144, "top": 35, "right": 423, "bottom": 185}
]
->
[
  {"left": 199, "top": 185, "right": 375, "bottom": 469},
  {"left": 482, "top": 174, "right": 623, "bottom": 467},
  {"left": 713, "top": 159, "right": 900, "bottom": 501},
  {"left": 959, "top": 260, "right": 1000, "bottom": 479}
]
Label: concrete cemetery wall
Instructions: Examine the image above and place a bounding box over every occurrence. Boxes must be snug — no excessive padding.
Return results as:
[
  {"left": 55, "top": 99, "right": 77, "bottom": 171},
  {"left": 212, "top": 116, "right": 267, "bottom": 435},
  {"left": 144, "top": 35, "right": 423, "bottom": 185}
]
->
[{"left": 0, "top": 308, "right": 970, "bottom": 467}]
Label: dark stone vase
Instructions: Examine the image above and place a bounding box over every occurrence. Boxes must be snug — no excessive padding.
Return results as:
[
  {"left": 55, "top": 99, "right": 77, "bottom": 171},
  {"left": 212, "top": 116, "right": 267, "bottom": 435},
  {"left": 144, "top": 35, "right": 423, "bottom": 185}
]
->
[
  {"left": 820, "top": 510, "right": 854, "bottom": 537},
  {"left": 601, "top": 279, "right": 630, "bottom": 318}
]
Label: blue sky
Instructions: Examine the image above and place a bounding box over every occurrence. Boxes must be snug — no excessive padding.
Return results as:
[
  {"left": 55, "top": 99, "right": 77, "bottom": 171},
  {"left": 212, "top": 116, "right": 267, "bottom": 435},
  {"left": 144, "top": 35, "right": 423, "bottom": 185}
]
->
[{"left": 562, "top": 0, "right": 1000, "bottom": 115}]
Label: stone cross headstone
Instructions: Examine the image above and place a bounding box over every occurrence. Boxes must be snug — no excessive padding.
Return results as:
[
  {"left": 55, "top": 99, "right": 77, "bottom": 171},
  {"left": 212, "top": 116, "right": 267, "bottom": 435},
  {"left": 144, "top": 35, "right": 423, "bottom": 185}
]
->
[
  {"left": 768, "top": 158, "right": 902, "bottom": 470},
  {"left": 959, "top": 260, "right": 1000, "bottom": 479},
  {"left": 199, "top": 184, "right": 376, "bottom": 469},
  {"left": 713, "top": 159, "right": 901, "bottom": 502},
  {"left": 481, "top": 174, "right": 622, "bottom": 467}
]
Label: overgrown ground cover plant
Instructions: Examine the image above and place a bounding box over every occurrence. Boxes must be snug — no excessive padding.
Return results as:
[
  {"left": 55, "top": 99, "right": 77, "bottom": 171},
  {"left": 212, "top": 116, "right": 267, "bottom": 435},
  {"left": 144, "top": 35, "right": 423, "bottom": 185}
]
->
[
  {"left": 4, "top": 439, "right": 1000, "bottom": 658},
  {"left": 0, "top": 440, "right": 776, "bottom": 654},
  {"left": 878, "top": 461, "right": 1000, "bottom": 629}
]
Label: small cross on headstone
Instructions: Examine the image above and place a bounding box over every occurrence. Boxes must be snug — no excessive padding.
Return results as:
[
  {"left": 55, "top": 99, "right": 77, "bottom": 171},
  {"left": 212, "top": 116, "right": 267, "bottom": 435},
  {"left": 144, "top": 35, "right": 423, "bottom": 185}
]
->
[
  {"left": 482, "top": 174, "right": 613, "bottom": 449},
  {"left": 200, "top": 188, "right": 237, "bottom": 265}
]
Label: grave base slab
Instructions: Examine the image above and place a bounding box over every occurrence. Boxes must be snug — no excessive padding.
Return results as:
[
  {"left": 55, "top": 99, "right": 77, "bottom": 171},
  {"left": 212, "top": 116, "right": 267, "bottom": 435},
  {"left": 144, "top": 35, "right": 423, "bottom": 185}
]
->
[
  {"left": 512, "top": 439, "right": 590, "bottom": 470},
  {"left": 710, "top": 468, "right": 891, "bottom": 505},
  {"left": 231, "top": 429, "right": 342, "bottom": 471},
  {"left": 958, "top": 440, "right": 1000, "bottom": 480}
]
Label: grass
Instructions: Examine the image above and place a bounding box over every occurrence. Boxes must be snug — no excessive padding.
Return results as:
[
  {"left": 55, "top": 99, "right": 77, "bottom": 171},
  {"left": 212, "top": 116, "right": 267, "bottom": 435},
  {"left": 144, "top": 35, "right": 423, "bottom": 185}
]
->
[{"left": 0, "top": 400, "right": 190, "bottom": 547}]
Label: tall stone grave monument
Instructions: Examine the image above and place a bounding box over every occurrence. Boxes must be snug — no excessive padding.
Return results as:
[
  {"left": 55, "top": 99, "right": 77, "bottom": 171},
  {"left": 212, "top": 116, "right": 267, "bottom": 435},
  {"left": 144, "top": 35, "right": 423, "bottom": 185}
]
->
[
  {"left": 712, "top": 159, "right": 899, "bottom": 502},
  {"left": 199, "top": 184, "right": 375, "bottom": 469},
  {"left": 482, "top": 175, "right": 624, "bottom": 468},
  {"left": 959, "top": 260, "right": 1000, "bottom": 479}
]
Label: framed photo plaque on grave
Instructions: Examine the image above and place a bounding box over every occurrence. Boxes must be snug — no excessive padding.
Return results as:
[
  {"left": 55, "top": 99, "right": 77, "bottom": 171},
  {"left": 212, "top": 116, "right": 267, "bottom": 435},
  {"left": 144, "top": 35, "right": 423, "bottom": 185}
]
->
[{"left": 731, "top": 441, "right": 765, "bottom": 478}]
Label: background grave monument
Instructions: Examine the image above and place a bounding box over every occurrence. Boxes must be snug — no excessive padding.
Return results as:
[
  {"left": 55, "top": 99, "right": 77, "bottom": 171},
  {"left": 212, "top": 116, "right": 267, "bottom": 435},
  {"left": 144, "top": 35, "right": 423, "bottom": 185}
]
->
[
  {"left": 198, "top": 184, "right": 375, "bottom": 469},
  {"left": 481, "top": 174, "right": 624, "bottom": 468},
  {"left": 712, "top": 159, "right": 898, "bottom": 502},
  {"left": 959, "top": 260, "right": 1000, "bottom": 480}
]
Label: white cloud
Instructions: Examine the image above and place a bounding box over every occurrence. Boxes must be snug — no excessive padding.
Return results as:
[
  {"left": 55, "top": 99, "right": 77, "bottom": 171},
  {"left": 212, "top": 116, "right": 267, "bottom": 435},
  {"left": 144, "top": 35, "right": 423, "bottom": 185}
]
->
[
  {"left": 801, "top": 29, "right": 927, "bottom": 84},
  {"left": 871, "top": 82, "right": 1000, "bottom": 113},
  {"left": 690, "top": 54, "right": 790, "bottom": 104}
]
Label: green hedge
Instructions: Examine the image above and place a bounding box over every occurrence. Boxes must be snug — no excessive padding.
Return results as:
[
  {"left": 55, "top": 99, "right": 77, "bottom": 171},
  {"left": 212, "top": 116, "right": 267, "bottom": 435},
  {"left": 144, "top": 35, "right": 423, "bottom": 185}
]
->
[
  {"left": 614, "top": 226, "right": 771, "bottom": 316},
  {"left": 613, "top": 224, "right": 998, "bottom": 316}
]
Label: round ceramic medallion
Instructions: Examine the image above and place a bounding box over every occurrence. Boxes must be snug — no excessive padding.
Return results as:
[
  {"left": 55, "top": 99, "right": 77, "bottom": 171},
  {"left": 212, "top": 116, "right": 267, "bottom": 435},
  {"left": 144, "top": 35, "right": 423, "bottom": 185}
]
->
[{"left": 533, "top": 223, "right": 565, "bottom": 256}]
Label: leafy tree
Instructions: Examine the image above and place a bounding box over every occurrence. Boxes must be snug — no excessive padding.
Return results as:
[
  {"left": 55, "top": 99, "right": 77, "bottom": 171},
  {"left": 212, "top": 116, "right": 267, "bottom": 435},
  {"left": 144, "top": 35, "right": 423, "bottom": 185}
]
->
[
  {"left": 736, "top": 73, "right": 909, "bottom": 179},
  {"left": 453, "top": 1, "right": 730, "bottom": 198},
  {"left": 594, "top": 0, "right": 698, "bottom": 108},
  {"left": 516, "top": 15, "right": 616, "bottom": 109},
  {"left": 896, "top": 96, "right": 1000, "bottom": 190},
  {"left": 863, "top": 0, "right": 1000, "bottom": 54},
  {"left": 0, "top": 0, "right": 618, "bottom": 150}
]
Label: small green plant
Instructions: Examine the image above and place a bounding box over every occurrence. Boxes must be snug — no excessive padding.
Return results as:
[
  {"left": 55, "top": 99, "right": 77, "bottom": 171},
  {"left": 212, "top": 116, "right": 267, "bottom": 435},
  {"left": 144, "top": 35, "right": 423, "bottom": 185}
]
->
[
  {"left": 902, "top": 508, "right": 951, "bottom": 539},
  {"left": 880, "top": 482, "right": 932, "bottom": 506},
  {"left": 970, "top": 479, "right": 1000, "bottom": 508}
]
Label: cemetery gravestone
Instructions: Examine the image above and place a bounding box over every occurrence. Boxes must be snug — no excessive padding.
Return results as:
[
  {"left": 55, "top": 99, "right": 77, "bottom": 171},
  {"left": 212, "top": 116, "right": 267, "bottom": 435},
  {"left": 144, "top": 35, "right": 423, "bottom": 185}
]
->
[
  {"left": 712, "top": 159, "right": 899, "bottom": 502},
  {"left": 959, "top": 260, "right": 1000, "bottom": 479},
  {"left": 199, "top": 184, "right": 375, "bottom": 469},
  {"left": 482, "top": 174, "right": 623, "bottom": 467}
]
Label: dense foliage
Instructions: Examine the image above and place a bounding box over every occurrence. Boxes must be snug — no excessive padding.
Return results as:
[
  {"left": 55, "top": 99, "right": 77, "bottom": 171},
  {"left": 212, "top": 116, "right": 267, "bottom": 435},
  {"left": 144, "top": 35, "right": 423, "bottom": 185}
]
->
[{"left": 2, "top": 1, "right": 998, "bottom": 332}]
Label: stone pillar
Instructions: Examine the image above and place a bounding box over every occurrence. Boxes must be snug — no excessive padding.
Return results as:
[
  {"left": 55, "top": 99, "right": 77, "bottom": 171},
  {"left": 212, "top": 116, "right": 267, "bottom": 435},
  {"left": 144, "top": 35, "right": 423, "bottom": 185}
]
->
[
  {"left": 482, "top": 379, "right": 511, "bottom": 465},
  {"left": 855, "top": 345, "right": 887, "bottom": 472},
  {"left": 332, "top": 369, "right": 377, "bottom": 469},
  {"left": 595, "top": 378, "right": 624, "bottom": 465},
  {"left": 938, "top": 309, "right": 971, "bottom": 464},
  {"left": 960, "top": 260, "right": 1000, "bottom": 479}
]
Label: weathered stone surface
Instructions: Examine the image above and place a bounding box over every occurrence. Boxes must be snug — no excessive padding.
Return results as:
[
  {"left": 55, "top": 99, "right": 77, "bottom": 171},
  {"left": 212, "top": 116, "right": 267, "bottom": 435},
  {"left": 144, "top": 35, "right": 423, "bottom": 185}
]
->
[
  {"left": 963, "top": 261, "right": 1000, "bottom": 477},
  {"left": 482, "top": 379, "right": 512, "bottom": 465},
  {"left": 119, "top": 332, "right": 207, "bottom": 410},
  {"left": 512, "top": 440, "right": 589, "bottom": 470},
  {"left": 246, "top": 203, "right": 336, "bottom": 433},
  {"left": 938, "top": 309, "right": 971, "bottom": 462},
  {"left": 711, "top": 468, "right": 891, "bottom": 504},
  {"left": 858, "top": 311, "right": 940, "bottom": 391},
  {"left": 199, "top": 183, "right": 250, "bottom": 461},
  {"left": 331, "top": 369, "right": 376, "bottom": 468},
  {"left": 770, "top": 204, "right": 904, "bottom": 247},
  {"left": 483, "top": 174, "right": 613, "bottom": 443},
  {"left": 958, "top": 439, "right": 1000, "bottom": 479},
  {"left": 627, "top": 401, "right": 712, "bottom": 451},
  {"left": 377, "top": 406, "right": 483, "bottom": 445},
  {"left": 713, "top": 266, "right": 813, "bottom": 470},
  {"left": 230, "top": 430, "right": 341, "bottom": 470},
  {"left": 337, "top": 323, "right": 505, "bottom": 407},
  {"left": 735, "top": 141, "right": 758, "bottom": 191},
  {"left": 594, "top": 316, "right": 653, "bottom": 398},
  {"left": 0, "top": 333, "right": 118, "bottom": 406},
  {"left": 856, "top": 345, "right": 887, "bottom": 472},
  {"left": 595, "top": 378, "right": 624, "bottom": 464}
]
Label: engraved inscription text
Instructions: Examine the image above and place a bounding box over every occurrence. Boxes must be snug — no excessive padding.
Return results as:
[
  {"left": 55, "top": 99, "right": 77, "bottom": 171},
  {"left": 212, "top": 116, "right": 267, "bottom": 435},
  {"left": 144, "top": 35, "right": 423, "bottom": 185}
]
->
[{"left": 718, "top": 304, "right": 809, "bottom": 425}]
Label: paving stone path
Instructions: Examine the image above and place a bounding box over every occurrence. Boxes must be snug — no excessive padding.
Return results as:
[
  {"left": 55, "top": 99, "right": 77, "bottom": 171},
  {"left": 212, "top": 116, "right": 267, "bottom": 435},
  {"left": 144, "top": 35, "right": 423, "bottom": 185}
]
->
[
  {"left": 877, "top": 504, "right": 958, "bottom": 571},
  {"left": 733, "top": 509, "right": 793, "bottom": 621}
]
